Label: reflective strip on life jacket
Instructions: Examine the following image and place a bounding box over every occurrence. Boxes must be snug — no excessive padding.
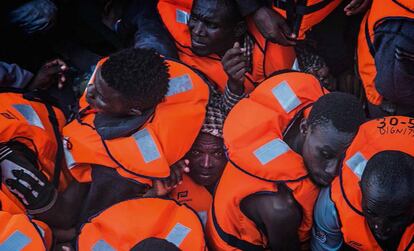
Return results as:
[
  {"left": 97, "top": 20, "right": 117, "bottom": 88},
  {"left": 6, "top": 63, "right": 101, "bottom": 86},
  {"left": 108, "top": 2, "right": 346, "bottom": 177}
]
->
[
  {"left": 175, "top": 9, "right": 190, "bottom": 24},
  {"left": 132, "top": 128, "right": 161, "bottom": 163},
  {"left": 331, "top": 116, "right": 414, "bottom": 250},
  {"left": 345, "top": 151, "right": 368, "bottom": 180},
  {"left": 78, "top": 198, "right": 206, "bottom": 251},
  {"left": 253, "top": 138, "right": 290, "bottom": 165},
  {"left": 63, "top": 58, "right": 209, "bottom": 185},
  {"left": 0, "top": 230, "right": 31, "bottom": 251},
  {"left": 272, "top": 80, "right": 302, "bottom": 114},
  {"left": 165, "top": 223, "right": 192, "bottom": 247},
  {"left": 12, "top": 104, "right": 44, "bottom": 129},
  {"left": 166, "top": 74, "right": 193, "bottom": 97},
  {"left": 92, "top": 240, "right": 115, "bottom": 251}
]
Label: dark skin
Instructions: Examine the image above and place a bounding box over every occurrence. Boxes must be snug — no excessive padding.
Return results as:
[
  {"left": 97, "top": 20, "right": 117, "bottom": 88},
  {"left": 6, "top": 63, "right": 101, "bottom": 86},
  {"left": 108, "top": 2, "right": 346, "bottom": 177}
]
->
[
  {"left": 241, "top": 118, "right": 355, "bottom": 250},
  {"left": 189, "top": 0, "right": 247, "bottom": 94},
  {"left": 361, "top": 181, "right": 414, "bottom": 250},
  {"left": 86, "top": 65, "right": 189, "bottom": 196},
  {"left": 86, "top": 66, "right": 142, "bottom": 117},
  {"left": 250, "top": 0, "right": 372, "bottom": 45},
  {"left": 28, "top": 59, "right": 68, "bottom": 90},
  {"left": 186, "top": 133, "right": 227, "bottom": 193}
]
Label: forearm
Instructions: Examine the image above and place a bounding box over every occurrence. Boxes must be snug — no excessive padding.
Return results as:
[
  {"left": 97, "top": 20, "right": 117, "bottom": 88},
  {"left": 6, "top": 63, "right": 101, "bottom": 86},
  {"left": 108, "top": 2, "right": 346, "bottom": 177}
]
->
[
  {"left": 222, "top": 84, "right": 246, "bottom": 115},
  {"left": 34, "top": 181, "right": 90, "bottom": 229}
]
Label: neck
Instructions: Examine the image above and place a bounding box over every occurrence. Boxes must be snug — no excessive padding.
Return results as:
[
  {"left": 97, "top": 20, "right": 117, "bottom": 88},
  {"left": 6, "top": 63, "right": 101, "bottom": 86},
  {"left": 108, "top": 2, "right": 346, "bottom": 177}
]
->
[
  {"left": 205, "top": 183, "right": 217, "bottom": 195},
  {"left": 284, "top": 118, "right": 304, "bottom": 155}
]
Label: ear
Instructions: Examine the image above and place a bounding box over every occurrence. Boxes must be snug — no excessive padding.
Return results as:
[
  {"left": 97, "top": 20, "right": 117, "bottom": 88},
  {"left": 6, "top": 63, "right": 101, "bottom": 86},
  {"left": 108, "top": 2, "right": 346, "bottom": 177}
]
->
[
  {"left": 234, "top": 21, "right": 247, "bottom": 38},
  {"left": 299, "top": 118, "right": 309, "bottom": 135},
  {"left": 103, "top": 0, "right": 114, "bottom": 17},
  {"left": 128, "top": 107, "right": 142, "bottom": 116}
]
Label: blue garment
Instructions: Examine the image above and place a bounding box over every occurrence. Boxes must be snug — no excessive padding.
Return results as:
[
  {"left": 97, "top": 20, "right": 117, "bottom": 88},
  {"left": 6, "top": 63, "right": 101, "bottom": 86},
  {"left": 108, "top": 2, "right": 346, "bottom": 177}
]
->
[
  {"left": 0, "top": 61, "right": 33, "bottom": 88},
  {"left": 8, "top": 0, "right": 57, "bottom": 35},
  {"left": 311, "top": 187, "right": 343, "bottom": 251},
  {"left": 374, "top": 18, "right": 414, "bottom": 106}
]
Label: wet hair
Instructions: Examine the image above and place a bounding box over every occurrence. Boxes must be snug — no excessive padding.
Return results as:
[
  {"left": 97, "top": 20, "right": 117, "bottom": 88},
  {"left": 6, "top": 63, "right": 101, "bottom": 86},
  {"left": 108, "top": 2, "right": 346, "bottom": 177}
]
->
[
  {"left": 361, "top": 151, "right": 414, "bottom": 203},
  {"left": 308, "top": 92, "right": 365, "bottom": 133},
  {"left": 130, "top": 238, "right": 180, "bottom": 251},
  {"left": 101, "top": 47, "right": 170, "bottom": 110},
  {"left": 193, "top": 0, "right": 243, "bottom": 23}
]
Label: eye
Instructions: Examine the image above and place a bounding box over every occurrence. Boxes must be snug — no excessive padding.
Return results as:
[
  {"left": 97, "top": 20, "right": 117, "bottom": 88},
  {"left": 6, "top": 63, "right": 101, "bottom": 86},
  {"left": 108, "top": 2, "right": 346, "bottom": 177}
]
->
[
  {"left": 214, "top": 151, "right": 223, "bottom": 157},
  {"left": 190, "top": 150, "right": 200, "bottom": 155},
  {"left": 320, "top": 150, "right": 333, "bottom": 159},
  {"left": 206, "top": 22, "right": 218, "bottom": 29}
]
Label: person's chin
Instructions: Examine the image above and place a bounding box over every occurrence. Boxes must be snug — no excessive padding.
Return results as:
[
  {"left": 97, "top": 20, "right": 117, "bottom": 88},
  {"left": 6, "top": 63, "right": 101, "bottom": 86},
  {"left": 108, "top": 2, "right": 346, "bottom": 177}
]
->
[
  {"left": 311, "top": 175, "right": 332, "bottom": 187},
  {"left": 193, "top": 174, "right": 216, "bottom": 187},
  {"left": 373, "top": 232, "right": 392, "bottom": 241},
  {"left": 190, "top": 43, "right": 211, "bottom": 56}
]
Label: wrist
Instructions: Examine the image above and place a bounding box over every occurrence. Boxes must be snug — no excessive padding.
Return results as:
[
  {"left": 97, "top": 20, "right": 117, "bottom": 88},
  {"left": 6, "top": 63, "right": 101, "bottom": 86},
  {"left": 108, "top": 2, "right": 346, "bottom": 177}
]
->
[{"left": 227, "top": 80, "right": 245, "bottom": 96}]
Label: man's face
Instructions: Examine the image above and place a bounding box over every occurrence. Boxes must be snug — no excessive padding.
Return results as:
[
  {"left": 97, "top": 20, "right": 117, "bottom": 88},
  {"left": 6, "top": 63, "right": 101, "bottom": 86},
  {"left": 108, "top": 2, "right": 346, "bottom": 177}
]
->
[
  {"left": 187, "top": 133, "right": 227, "bottom": 187},
  {"left": 301, "top": 122, "right": 354, "bottom": 187},
  {"left": 188, "top": 0, "right": 238, "bottom": 56},
  {"left": 86, "top": 67, "right": 133, "bottom": 116},
  {"left": 361, "top": 186, "right": 414, "bottom": 241}
]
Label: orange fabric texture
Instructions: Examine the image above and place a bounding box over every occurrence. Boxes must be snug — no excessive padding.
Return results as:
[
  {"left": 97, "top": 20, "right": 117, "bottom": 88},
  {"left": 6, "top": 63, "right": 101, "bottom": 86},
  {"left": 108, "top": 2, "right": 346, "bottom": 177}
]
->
[
  {"left": 0, "top": 208, "right": 52, "bottom": 250},
  {"left": 357, "top": 0, "right": 414, "bottom": 105},
  {"left": 63, "top": 59, "right": 209, "bottom": 185},
  {"left": 77, "top": 197, "right": 207, "bottom": 251},
  {"left": 206, "top": 72, "right": 326, "bottom": 250},
  {"left": 0, "top": 92, "right": 71, "bottom": 212},
  {"left": 169, "top": 174, "right": 212, "bottom": 225},
  {"left": 157, "top": 0, "right": 295, "bottom": 93},
  {"left": 331, "top": 117, "right": 414, "bottom": 250},
  {"left": 273, "top": 0, "right": 342, "bottom": 40}
]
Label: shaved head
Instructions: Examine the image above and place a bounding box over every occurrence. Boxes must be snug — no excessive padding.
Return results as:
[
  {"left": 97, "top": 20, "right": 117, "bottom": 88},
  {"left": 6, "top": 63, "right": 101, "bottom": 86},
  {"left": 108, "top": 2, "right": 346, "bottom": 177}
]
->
[{"left": 361, "top": 151, "right": 414, "bottom": 242}]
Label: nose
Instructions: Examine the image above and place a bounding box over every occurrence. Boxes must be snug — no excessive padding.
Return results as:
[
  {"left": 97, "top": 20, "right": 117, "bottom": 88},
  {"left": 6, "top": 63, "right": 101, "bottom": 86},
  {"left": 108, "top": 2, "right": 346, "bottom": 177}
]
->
[
  {"left": 325, "top": 160, "right": 340, "bottom": 179},
  {"left": 86, "top": 84, "right": 96, "bottom": 100},
  {"left": 192, "top": 21, "right": 205, "bottom": 36},
  {"left": 374, "top": 219, "right": 392, "bottom": 236},
  {"left": 201, "top": 154, "right": 213, "bottom": 169}
]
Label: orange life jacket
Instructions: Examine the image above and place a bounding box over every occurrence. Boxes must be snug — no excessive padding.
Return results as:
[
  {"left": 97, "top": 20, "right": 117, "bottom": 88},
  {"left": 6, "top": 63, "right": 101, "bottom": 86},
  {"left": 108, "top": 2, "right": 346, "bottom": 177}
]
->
[
  {"left": 157, "top": 0, "right": 296, "bottom": 93},
  {"left": 272, "top": 0, "right": 342, "bottom": 40},
  {"left": 0, "top": 191, "right": 53, "bottom": 250},
  {"left": 357, "top": 0, "right": 414, "bottom": 105},
  {"left": 0, "top": 90, "right": 70, "bottom": 213},
  {"left": 77, "top": 197, "right": 207, "bottom": 251},
  {"left": 330, "top": 116, "right": 414, "bottom": 251},
  {"left": 169, "top": 174, "right": 212, "bottom": 226},
  {"left": 63, "top": 58, "right": 209, "bottom": 186},
  {"left": 206, "top": 71, "right": 326, "bottom": 250}
]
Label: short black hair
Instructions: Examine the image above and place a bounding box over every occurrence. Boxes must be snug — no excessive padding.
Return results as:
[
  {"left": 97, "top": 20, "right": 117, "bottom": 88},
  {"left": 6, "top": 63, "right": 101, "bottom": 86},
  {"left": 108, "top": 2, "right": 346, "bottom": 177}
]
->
[
  {"left": 193, "top": 0, "right": 243, "bottom": 23},
  {"left": 362, "top": 151, "right": 414, "bottom": 203},
  {"left": 101, "top": 47, "right": 170, "bottom": 110},
  {"left": 130, "top": 238, "right": 180, "bottom": 251},
  {"left": 308, "top": 92, "right": 365, "bottom": 133}
]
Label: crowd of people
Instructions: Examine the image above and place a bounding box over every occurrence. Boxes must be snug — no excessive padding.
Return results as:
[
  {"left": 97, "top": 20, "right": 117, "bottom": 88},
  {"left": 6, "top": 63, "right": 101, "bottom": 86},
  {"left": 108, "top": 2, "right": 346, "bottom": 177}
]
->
[{"left": 0, "top": 0, "right": 413, "bottom": 250}]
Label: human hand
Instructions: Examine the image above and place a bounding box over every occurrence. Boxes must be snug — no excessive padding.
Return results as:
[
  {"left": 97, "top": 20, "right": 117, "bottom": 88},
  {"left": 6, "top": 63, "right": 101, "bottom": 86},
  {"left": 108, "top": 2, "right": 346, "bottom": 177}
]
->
[
  {"left": 29, "top": 59, "right": 68, "bottom": 90},
  {"left": 222, "top": 42, "right": 249, "bottom": 95},
  {"left": 344, "top": 0, "right": 372, "bottom": 15},
  {"left": 144, "top": 159, "right": 190, "bottom": 197},
  {"left": 252, "top": 6, "right": 296, "bottom": 46}
]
